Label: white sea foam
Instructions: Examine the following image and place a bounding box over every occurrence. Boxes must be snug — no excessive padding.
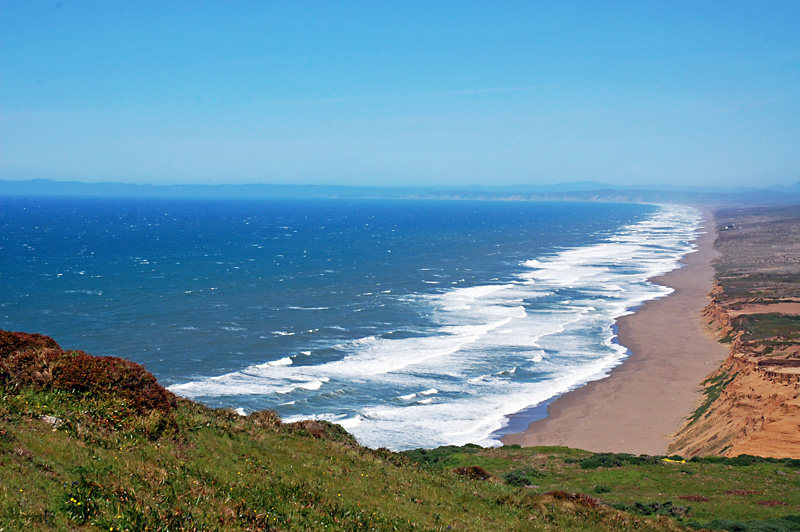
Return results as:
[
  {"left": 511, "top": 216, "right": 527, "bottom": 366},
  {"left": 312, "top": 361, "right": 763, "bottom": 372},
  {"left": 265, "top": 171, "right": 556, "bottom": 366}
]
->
[
  {"left": 169, "top": 204, "right": 702, "bottom": 450},
  {"left": 254, "top": 357, "right": 293, "bottom": 368},
  {"left": 298, "top": 379, "right": 327, "bottom": 391},
  {"left": 336, "top": 416, "right": 362, "bottom": 429},
  {"left": 527, "top": 349, "right": 545, "bottom": 362}
]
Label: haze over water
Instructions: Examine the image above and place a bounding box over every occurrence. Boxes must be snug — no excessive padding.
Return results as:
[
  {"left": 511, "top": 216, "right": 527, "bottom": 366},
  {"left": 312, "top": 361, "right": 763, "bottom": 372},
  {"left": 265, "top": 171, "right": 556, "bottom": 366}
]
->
[{"left": 0, "top": 197, "right": 700, "bottom": 449}]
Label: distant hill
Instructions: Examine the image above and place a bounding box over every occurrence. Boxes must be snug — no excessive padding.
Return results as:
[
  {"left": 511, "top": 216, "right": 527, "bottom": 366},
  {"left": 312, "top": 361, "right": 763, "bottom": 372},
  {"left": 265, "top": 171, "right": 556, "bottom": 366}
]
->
[{"left": 1, "top": 178, "right": 799, "bottom": 206}]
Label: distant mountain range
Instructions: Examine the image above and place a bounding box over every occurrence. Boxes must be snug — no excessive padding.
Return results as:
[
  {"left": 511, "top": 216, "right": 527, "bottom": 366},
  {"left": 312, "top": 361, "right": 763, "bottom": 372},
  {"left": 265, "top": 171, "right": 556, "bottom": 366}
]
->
[{"left": 1, "top": 178, "right": 799, "bottom": 206}]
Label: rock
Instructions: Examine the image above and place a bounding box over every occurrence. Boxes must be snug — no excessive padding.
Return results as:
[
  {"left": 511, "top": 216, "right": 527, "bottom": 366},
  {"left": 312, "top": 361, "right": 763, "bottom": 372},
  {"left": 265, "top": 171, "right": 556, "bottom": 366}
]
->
[{"left": 42, "top": 415, "right": 63, "bottom": 429}]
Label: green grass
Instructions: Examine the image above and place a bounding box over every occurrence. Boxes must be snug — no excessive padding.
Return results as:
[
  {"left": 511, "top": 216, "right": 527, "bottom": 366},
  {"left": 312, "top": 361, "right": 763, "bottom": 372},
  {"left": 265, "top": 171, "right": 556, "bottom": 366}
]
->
[
  {"left": 732, "top": 313, "right": 800, "bottom": 342},
  {"left": 1, "top": 385, "right": 690, "bottom": 532},
  {"left": 402, "top": 446, "right": 800, "bottom": 529},
  {"left": 711, "top": 269, "right": 800, "bottom": 303},
  {"left": 3, "top": 330, "right": 798, "bottom": 531},
  {"left": 688, "top": 371, "right": 738, "bottom": 423},
  {"left": 692, "top": 515, "right": 800, "bottom": 531}
]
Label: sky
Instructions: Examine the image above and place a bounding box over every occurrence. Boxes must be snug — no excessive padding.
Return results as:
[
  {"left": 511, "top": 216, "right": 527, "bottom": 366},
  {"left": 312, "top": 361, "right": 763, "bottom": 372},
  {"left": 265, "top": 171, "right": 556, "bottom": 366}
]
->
[{"left": 1, "top": 1, "right": 799, "bottom": 189}]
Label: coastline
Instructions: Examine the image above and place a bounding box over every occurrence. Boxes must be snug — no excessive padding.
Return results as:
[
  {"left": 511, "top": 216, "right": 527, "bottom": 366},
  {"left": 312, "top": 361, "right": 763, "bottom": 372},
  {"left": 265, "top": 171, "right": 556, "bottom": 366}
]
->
[{"left": 502, "top": 209, "right": 729, "bottom": 455}]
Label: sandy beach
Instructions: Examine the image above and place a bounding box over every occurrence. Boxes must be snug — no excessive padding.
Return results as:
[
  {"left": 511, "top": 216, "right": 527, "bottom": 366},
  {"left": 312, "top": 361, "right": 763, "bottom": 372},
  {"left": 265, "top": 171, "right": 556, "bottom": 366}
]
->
[{"left": 502, "top": 210, "right": 730, "bottom": 455}]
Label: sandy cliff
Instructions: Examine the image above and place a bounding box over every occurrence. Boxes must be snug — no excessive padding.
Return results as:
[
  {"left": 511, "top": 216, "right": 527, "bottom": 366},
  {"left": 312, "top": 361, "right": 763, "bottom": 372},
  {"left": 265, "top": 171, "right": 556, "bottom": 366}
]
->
[{"left": 669, "top": 335, "right": 800, "bottom": 458}]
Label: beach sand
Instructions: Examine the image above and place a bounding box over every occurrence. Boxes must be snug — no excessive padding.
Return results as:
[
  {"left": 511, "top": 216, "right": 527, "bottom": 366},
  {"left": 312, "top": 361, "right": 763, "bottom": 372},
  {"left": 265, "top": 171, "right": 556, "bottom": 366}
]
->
[{"left": 502, "top": 211, "right": 729, "bottom": 455}]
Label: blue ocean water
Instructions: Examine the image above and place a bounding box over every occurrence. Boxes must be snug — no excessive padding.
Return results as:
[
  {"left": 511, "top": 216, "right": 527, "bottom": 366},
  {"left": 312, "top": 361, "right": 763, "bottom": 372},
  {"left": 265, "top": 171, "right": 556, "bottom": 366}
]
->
[{"left": 0, "top": 197, "right": 700, "bottom": 449}]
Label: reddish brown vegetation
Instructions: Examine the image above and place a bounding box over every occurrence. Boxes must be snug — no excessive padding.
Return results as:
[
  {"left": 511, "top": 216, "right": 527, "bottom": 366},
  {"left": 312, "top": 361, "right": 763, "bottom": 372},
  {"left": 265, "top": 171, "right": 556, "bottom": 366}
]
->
[
  {"left": 0, "top": 330, "right": 60, "bottom": 352},
  {"left": 52, "top": 350, "right": 176, "bottom": 413},
  {"left": 0, "top": 329, "right": 175, "bottom": 414},
  {"left": 543, "top": 491, "right": 603, "bottom": 509},
  {"left": 0, "top": 330, "right": 63, "bottom": 387},
  {"left": 725, "top": 489, "right": 763, "bottom": 495},
  {"left": 757, "top": 500, "right": 788, "bottom": 507},
  {"left": 678, "top": 495, "right": 710, "bottom": 502},
  {"left": 452, "top": 466, "right": 491, "bottom": 480}
]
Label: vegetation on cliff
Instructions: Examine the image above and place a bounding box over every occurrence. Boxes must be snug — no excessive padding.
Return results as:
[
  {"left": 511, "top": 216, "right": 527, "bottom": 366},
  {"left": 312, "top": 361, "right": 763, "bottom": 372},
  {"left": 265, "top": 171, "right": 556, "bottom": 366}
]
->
[{"left": 2, "top": 330, "right": 800, "bottom": 531}]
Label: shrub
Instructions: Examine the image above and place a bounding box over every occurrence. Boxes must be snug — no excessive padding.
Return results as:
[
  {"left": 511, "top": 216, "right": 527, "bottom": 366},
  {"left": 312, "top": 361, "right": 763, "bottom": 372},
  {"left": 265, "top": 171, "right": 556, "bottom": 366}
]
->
[
  {"left": 690, "top": 455, "right": 800, "bottom": 469},
  {"left": 452, "top": 466, "right": 491, "bottom": 480},
  {"left": 579, "top": 452, "right": 660, "bottom": 469},
  {"left": 503, "top": 466, "right": 545, "bottom": 487},
  {"left": 1, "top": 330, "right": 177, "bottom": 416},
  {"left": 698, "top": 516, "right": 800, "bottom": 531},
  {"left": 0, "top": 330, "right": 63, "bottom": 387},
  {"left": 52, "top": 351, "right": 176, "bottom": 414},
  {"left": 614, "top": 501, "right": 689, "bottom": 518},
  {"left": 247, "top": 409, "right": 281, "bottom": 429},
  {"left": 0, "top": 330, "right": 60, "bottom": 357},
  {"left": 402, "top": 444, "right": 481, "bottom": 466}
]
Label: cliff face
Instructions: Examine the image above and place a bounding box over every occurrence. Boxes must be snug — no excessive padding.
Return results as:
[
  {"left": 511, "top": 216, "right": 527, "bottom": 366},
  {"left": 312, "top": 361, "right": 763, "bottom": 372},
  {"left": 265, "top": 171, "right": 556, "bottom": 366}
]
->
[
  {"left": 669, "top": 206, "right": 800, "bottom": 459},
  {"left": 669, "top": 344, "right": 800, "bottom": 458},
  {"left": 700, "top": 284, "right": 735, "bottom": 340}
]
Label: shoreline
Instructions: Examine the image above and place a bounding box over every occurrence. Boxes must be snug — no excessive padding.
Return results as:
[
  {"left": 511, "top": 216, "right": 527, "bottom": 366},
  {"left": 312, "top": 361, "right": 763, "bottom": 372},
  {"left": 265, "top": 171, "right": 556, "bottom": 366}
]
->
[{"left": 501, "top": 209, "right": 729, "bottom": 455}]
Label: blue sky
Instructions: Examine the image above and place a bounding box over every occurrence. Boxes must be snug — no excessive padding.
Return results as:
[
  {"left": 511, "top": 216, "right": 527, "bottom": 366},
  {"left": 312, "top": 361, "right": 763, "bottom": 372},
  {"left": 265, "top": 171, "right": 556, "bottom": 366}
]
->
[{"left": 1, "top": 1, "right": 798, "bottom": 188}]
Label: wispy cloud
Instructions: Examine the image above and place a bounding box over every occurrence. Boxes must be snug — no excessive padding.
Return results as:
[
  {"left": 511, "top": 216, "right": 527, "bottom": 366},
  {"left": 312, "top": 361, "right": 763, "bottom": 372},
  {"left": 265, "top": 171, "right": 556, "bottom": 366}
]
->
[
  {"left": 715, "top": 98, "right": 783, "bottom": 114},
  {"left": 268, "top": 84, "right": 556, "bottom": 106},
  {"left": 413, "top": 85, "right": 556, "bottom": 98}
]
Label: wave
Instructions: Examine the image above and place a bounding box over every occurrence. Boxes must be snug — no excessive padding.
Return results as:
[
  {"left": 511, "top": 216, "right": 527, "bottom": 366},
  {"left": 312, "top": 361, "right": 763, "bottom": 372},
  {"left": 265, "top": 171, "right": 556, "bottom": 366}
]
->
[
  {"left": 254, "top": 357, "right": 293, "bottom": 368},
  {"left": 169, "top": 204, "right": 702, "bottom": 450}
]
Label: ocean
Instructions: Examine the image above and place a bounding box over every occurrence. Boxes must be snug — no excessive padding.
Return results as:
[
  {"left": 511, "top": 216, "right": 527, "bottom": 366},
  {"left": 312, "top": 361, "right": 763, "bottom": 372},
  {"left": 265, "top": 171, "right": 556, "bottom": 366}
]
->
[{"left": 0, "top": 196, "right": 701, "bottom": 450}]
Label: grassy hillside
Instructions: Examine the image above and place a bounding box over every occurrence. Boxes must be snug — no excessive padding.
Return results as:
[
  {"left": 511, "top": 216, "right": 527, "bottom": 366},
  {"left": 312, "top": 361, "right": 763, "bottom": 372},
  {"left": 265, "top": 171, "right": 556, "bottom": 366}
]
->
[
  {"left": 2, "top": 330, "right": 798, "bottom": 531},
  {"left": 402, "top": 446, "right": 800, "bottom": 529}
]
